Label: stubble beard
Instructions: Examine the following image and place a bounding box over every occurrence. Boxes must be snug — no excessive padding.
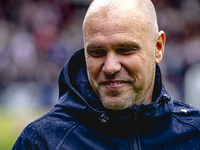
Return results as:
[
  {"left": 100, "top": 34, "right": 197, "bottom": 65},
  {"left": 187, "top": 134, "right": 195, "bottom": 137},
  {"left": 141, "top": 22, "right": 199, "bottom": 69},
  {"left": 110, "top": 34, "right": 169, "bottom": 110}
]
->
[{"left": 98, "top": 89, "right": 141, "bottom": 110}]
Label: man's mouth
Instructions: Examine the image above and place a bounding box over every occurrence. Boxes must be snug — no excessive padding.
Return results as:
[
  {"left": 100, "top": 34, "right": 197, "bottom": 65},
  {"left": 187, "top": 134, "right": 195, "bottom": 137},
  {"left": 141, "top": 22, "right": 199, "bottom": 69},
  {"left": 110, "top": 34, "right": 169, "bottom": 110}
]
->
[
  {"left": 107, "top": 82, "right": 123, "bottom": 86},
  {"left": 101, "top": 81, "right": 126, "bottom": 91},
  {"left": 102, "top": 81, "right": 125, "bottom": 86}
]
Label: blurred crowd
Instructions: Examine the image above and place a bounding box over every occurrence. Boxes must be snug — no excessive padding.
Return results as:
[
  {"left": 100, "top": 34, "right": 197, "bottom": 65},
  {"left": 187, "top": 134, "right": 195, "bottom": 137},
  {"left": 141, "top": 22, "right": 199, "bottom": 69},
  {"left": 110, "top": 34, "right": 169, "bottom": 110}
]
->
[
  {"left": 0, "top": 0, "right": 200, "bottom": 108},
  {"left": 153, "top": 0, "right": 200, "bottom": 104},
  {"left": 0, "top": 0, "right": 89, "bottom": 107}
]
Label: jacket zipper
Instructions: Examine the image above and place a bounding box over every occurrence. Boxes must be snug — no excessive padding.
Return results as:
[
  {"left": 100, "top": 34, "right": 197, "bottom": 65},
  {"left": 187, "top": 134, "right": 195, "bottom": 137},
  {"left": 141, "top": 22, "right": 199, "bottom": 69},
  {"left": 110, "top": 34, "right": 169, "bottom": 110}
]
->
[
  {"left": 126, "top": 107, "right": 141, "bottom": 150},
  {"left": 126, "top": 129, "right": 142, "bottom": 150}
]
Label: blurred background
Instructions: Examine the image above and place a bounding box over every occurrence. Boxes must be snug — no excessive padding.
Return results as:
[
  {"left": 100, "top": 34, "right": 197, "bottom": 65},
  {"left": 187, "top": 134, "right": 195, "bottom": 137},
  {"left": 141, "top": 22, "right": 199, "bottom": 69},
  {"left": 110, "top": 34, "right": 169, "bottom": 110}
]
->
[{"left": 0, "top": 0, "right": 199, "bottom": 149}]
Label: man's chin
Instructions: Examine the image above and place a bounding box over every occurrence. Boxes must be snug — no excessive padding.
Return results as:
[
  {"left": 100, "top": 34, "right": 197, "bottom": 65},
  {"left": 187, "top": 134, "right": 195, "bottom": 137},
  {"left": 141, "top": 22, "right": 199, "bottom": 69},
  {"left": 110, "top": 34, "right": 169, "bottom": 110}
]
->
[{"left": 100, "top": 97, "right": 134, "bottom": 110}]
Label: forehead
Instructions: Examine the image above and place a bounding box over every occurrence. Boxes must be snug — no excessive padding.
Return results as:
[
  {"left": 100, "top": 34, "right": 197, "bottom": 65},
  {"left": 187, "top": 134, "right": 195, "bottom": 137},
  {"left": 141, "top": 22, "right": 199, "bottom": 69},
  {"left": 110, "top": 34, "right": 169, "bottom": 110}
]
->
[
  {"left": 85, "top": 2, "right": 144, "bottom": 27},
  {"left": 83, "top": 1, "right": 150, "bottom": 38},
  {"left": 86, "top": 32, "right": 141, "bottom": 50},
  {"left": 84, "top": 10, "right": 148, "bottom": 45}
]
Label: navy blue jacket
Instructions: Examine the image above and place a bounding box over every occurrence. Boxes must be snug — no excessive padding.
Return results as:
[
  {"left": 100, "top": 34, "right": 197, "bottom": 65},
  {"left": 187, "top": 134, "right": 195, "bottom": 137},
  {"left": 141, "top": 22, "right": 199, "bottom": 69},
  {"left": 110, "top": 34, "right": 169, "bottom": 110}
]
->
[{"left": 12, "top": 49, "right": 200, "bottom": 150}]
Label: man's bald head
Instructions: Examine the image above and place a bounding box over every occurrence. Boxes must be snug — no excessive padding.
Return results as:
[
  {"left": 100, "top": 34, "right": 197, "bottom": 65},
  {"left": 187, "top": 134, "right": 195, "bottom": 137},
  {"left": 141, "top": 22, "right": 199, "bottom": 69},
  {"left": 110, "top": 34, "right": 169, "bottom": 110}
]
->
[{"left": 83, "top": 0, "right": 158, "bottom": 41}]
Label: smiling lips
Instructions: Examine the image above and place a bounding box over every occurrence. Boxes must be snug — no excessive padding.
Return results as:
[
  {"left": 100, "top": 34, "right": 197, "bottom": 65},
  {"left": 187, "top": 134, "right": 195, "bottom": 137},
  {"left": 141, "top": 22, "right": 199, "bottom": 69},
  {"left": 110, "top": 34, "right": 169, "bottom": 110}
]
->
[
  {"left": 106, "top": 82, "right": 123, "bottom": 86},
  {"left": 102, "top": 81, "right": 127, "bottom": 87},
  {"left": 101, "top": 81, "right": 126, "bottom": 91}
]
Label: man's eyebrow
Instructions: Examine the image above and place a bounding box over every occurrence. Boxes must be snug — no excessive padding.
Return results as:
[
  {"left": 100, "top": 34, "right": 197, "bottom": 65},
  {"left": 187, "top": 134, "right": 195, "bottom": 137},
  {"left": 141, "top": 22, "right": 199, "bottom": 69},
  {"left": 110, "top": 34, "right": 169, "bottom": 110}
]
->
[
  {"left": 86, "top": 44, "right": 105, "bottom": 50},
  {"left": 115, "top": 41, "right": 141, "bottom": 48},
  {"left": 86, "top": 41, "right": 141, "bottom": 50}
]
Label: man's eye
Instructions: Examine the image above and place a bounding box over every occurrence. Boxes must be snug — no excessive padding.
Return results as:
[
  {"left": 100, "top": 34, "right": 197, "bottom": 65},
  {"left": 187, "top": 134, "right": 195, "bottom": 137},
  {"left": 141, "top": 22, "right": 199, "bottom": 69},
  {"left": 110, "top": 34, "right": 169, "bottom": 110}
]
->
[
  {"left": 117, "top": 49, "right": 136, "bottom": 55},
  {"left": 89, "top": 50, "right": 106, "bottom": 57}
]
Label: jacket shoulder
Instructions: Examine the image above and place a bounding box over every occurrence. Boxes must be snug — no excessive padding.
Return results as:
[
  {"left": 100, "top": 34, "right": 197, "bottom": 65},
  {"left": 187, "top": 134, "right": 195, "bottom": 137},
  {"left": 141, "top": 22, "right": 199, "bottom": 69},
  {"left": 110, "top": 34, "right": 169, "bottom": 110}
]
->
[
  {"left": 12, "top": 107, "right": 80, "bottom": 150},
  {"left": 171, "top": 100, "right": 200, "bottom": 132}
]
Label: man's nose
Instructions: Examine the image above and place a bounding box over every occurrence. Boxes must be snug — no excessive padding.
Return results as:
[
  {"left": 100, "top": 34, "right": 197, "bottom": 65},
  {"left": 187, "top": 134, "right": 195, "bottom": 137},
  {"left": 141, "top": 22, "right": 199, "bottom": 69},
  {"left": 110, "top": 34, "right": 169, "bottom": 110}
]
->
[{"left": 102, "top": 53, "right": 121, "bottom": 75}]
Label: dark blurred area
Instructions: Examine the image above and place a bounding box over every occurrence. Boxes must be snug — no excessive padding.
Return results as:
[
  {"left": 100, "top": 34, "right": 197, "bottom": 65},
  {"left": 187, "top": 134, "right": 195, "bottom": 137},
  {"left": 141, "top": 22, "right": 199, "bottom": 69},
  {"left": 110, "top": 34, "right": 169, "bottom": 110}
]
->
[{"left": 0, "top": 0, "right": 200, "bottom": 149}]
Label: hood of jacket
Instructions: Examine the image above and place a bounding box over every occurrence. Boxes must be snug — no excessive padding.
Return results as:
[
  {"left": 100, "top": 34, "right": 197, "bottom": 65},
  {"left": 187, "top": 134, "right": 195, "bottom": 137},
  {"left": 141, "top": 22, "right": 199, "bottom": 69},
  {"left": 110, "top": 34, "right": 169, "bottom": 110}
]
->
[{"left": 55, "top": 49, "right": 173, "bottom": 129}]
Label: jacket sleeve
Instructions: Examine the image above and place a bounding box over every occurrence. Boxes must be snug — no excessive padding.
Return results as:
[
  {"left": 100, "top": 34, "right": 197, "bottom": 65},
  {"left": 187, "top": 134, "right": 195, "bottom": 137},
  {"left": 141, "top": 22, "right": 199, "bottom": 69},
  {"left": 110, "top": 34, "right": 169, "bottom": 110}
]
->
[{"left": 12, "top": 124, "right": 49, "bottom": 150}]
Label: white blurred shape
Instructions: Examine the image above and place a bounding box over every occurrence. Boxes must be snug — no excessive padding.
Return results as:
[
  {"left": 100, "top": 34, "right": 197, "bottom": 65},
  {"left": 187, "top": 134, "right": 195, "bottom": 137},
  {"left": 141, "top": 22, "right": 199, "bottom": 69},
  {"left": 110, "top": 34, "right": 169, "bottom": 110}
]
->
[{"left": 184, "top": 63, "right": 200, "bottom": 109}]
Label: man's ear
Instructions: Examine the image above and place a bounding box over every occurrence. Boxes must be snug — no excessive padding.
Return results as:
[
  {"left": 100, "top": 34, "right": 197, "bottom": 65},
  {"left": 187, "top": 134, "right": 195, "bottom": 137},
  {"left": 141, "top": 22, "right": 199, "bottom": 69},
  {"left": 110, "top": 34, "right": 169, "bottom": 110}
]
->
[{"left": 155, "top": 31, "right": 165, "bottom": 64}]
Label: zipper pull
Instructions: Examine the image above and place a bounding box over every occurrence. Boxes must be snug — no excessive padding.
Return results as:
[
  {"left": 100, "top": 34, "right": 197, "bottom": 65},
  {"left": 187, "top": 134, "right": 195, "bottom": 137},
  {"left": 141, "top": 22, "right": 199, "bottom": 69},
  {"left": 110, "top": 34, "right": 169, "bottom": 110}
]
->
[
  {"left": 158, "top": 94, "right": 171, "bottom": 106},
  {"left": 99, "top": 113, "right": 109, "bottom": 123}
]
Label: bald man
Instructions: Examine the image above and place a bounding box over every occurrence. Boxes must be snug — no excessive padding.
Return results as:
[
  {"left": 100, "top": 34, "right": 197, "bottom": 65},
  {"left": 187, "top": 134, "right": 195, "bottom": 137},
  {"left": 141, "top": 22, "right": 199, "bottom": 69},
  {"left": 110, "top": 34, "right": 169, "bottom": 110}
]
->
[
  {"left": 12, "top": 0, "right": 200, "bottom": 150},
  {"left": 83, "top": 0, "right": 165, "bottom": 110}
]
